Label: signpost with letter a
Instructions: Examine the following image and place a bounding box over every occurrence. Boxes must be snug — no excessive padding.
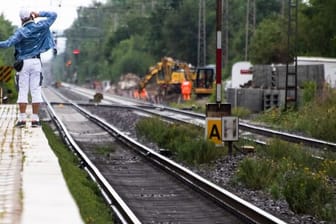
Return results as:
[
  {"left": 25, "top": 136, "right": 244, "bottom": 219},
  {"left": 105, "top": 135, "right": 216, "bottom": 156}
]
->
[
  {"left": 205, "top": 117, "right": 222, "bottom": 145},
  {"left": 205, "top": 103, "right": 239, "bottom": 153},
  {"left": 205, "top": 103, "right": 238, "bottom": 141}
]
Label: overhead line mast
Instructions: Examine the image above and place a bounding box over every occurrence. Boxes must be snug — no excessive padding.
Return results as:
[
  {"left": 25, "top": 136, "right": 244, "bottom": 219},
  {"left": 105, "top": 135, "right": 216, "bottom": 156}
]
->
[
  {"left": 244, "top": 0, "right": 256, "bottom": 61},
  {"left": 285, "top": 0, "right": 298, "bottom": 110},
  {"left": 222, "top": 0, "right": 229, "bottom": 68},
  {"left": 197, "top": 0, "right": 206, "bottom": 67}
]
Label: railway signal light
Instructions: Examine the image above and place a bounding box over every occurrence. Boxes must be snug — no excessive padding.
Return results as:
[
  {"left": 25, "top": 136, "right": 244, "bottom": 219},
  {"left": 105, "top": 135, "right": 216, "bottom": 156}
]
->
[{"left": 73, "top": 49, "right": 80, "bottom": 55}]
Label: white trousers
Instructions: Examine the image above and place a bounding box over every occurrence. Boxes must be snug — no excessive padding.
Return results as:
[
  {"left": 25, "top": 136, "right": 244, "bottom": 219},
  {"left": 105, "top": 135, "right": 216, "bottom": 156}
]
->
[{"left": 17, "top": 58, "right": 43, "bottom": 103}]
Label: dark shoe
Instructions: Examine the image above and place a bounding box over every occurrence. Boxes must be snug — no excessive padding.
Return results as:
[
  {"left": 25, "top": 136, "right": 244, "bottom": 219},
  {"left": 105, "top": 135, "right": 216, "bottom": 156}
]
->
[
  {"left": 31, "top": 120, "right": 41, "bottom": 128},
  {"left": 15, "top": 120, "right": 26, "bottom": 128}
]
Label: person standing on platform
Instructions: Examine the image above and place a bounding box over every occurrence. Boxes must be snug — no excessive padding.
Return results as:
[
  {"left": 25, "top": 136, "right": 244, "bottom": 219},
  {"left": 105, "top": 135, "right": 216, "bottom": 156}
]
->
[{"left": 0, "top": 9, "right": 57, "bottom": 128}]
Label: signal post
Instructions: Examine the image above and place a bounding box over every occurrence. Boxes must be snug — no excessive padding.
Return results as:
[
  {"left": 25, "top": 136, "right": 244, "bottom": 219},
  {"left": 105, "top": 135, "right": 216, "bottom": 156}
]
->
[{"left": 205, "top": 0, "right": 239, "bottom": 153}]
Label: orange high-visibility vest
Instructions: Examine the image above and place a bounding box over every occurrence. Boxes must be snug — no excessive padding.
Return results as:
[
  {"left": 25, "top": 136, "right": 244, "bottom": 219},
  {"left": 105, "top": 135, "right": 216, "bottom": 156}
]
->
[
  {"left": 181, "top": 81, "right": 191, "bottom": 94},
  {"left": 140, "top": 89, "right": 148, "bottom": 100}
]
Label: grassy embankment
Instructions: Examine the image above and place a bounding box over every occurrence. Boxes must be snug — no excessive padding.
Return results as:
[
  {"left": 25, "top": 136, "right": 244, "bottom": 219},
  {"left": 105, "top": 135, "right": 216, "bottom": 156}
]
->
[
  {"left": 240, "top": 83, "right": 336, "bottom": 221},
  {"left": 137, "top": 84, "right": 336, "bottom": 221},
  {"left": 255, "top": 84, "right": 336, "bottom": 142},
  {"left": 42, "top": 123, "right": 114, "bottom": 224}
]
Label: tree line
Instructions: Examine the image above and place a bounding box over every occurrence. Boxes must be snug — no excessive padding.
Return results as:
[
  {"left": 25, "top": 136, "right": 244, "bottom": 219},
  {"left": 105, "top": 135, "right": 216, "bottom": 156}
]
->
[{"left": 1, "top": 0, "right": 335, "bottom": 84}]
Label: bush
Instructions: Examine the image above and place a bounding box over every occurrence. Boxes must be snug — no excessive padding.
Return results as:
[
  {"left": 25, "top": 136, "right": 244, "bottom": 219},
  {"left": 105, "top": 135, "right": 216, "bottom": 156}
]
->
[
  {"left": 135, "top": 117, "right": 167, "bottom": 146},
  {"left": 234, "top": 139, "right": 336, "bottom": 221},
  {"left": 258, "top": 139, "right": 322, "bottom": 171},
  {"left": 302, "top": 81, "right": 317, "bottom": 105},
  {"left": 283, "top": 168, "right": 334, "bottom": 220},
  {"left": 255, "top": 87, "right": 336, "bottom": 142},
  {"left": 177, "top": 139, "right": 221, "bottom": 164},
  {"left": 135, "top": 117, "right": 224, "bottom": 165},
  {"left": 235, "top": 157, "right": 276, "bottom": 190},
  {"left": 322, "top": 159, "right": 336, "bottom": 178}
]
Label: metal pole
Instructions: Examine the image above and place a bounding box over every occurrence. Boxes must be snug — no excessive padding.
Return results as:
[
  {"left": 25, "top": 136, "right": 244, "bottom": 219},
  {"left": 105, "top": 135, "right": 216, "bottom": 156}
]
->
[
  {"left": 0, "top": 87, "right": 2, "bottom": 104},
  {"left": 223, "top": 0, "right": 229, "bottom": 67},
  {"left": 197, "top": 0, "right": 206, "bottom": 67},
  {"left": 216, "top": 0, "right": 222, "bottom": 104},
  {"left": 244, "top": 0, "right": 250, "bottom": 61}
]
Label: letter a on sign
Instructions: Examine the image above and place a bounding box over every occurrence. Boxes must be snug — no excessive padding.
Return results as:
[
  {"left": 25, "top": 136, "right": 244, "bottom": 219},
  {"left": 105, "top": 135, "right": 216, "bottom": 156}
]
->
[{"left": 205, "top": 118, "right": 222, "bottom": 145}]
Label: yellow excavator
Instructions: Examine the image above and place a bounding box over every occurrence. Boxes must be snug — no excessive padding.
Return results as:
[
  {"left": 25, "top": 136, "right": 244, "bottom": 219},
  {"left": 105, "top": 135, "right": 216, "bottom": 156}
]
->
[
  {"left": 138, "top": 57, "right": 196, "bottom": 94},
  {"left": 194, "top": 65, "right": 216, "bottom": 95}
]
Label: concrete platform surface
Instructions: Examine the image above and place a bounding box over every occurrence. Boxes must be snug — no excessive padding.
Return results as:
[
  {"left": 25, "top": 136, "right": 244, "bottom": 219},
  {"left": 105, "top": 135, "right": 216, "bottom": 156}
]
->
[{"left": 0, "top": 104, "right": 83, "bottom": 224}]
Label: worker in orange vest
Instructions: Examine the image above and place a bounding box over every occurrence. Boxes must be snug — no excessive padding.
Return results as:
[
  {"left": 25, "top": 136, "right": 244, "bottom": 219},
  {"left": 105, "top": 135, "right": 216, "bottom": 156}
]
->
[
  {"left": 140, "top": 88, "right": 149, "bottom": 101},
  {"left": 181, "top": 80, "right": 192, "bottom": 101}
]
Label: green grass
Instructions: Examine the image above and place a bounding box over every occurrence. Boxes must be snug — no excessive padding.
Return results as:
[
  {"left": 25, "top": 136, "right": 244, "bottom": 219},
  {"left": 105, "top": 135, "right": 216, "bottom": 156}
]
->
[
  {"left": 255, "top": 86, "right": 336, "bottom": 142},
  {"left": 233, "top": 139, "right": 336, "bottom": 221},
  {"left": 169, "top": 96, "right": 207, "bottom": 113},
  {"left": 231, "top": 106, "right": 251, "bottom": 119},
  {"left": 96, "top": 146, "right": 114, "bottom": 156},
  {"left": 42, "top": 123, "right": 114, "bottom": 224},
  {"left": 135, "top": 117, "right": 226, "bottom": 165}
]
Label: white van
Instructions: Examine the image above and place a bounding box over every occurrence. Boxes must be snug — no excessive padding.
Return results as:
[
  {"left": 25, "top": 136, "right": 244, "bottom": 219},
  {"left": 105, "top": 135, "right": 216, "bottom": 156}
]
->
[{"left": 230, "top": 61, "right": 253, "bottom": 88}]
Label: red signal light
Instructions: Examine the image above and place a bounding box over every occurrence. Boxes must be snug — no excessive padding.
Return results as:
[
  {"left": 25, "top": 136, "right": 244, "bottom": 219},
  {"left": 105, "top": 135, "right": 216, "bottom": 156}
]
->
[{"left": 73, "top": 49, "right": 80, "bottom": 55}]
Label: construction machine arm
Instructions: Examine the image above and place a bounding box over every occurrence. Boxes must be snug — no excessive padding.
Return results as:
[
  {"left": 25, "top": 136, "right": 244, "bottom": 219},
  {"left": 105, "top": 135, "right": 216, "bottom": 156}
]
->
[
  {"left": 138, "top": 57, "right": 195, "bottom": 91},
  {"left": 180, "top": 63, "right": 196, "bottom": 81},
  {"left": 138, "top": 62, "right": 162, "bottom": 91}
]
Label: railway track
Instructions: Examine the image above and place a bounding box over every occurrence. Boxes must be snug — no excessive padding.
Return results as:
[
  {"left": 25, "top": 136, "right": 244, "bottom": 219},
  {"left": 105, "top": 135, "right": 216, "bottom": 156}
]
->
[
  {"left": 42, "top": 87, "right": 286, "bottom": 223},
  {"left": 56, "top": 83, "right": 336, "bottom": 151}
]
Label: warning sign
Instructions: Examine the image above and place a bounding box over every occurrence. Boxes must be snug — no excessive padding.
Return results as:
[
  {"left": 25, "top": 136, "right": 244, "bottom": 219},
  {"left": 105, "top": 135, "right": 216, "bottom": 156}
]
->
[
  {"left": 205, "top": 117, "right": 222, "bottom": 145},
  {"left": 0, "top": 66, "right": 14, "bottom": 83}
]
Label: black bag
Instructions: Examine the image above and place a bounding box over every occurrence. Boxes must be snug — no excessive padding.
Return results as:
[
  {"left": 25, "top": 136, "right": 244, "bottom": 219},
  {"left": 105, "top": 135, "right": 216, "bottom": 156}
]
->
[{"left": 13, "top": 60, "right": 24, "bottom": 72}]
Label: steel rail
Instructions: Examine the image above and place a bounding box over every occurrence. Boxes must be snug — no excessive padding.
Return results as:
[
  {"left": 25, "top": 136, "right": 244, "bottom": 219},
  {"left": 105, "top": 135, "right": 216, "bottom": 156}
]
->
[
  {"left": 59, "top": 83, "right": 336, "bottom": 150},
  {"left": 155, "top": 106, "right": 336, "bottom": 150},
  {"left": 144, "top": 103, "right": 336, "bottom": 150},
  {"left": 67, "top": 101, "right": 286, "bottom": 224},
  {"left": 47, "top": 86, "right": 288, "bottom": 223},
  {"left": 238, "top": 121, "right": 336, "bottom": 150},
  {"left": 42, "top": 92, "right": 142, "bottom": 224}
]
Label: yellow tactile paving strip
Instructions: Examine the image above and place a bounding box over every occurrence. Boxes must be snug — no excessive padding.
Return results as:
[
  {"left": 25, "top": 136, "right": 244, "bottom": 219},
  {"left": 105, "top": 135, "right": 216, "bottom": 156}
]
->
[{"left": 0, "top": 104, "right": 22, "bottom": 224}]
